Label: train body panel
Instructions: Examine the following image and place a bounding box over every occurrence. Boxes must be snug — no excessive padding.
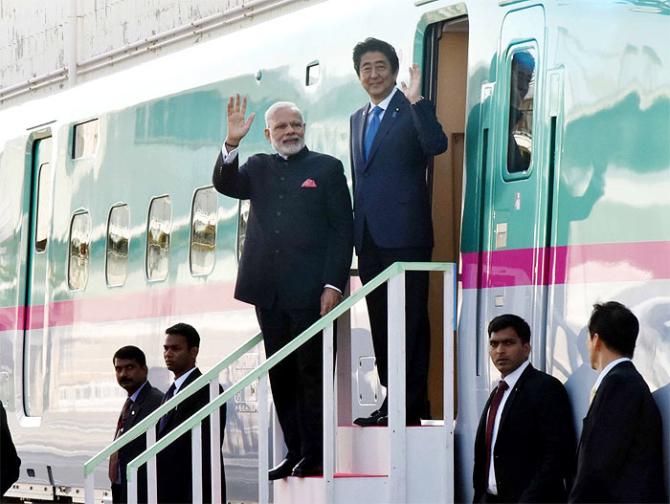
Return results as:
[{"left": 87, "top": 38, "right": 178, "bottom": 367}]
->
[{"left": 1, "top": 0, "right": 669, "bottom": 501}]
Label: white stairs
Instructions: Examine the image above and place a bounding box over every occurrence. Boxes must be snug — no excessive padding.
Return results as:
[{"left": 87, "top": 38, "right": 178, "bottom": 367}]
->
[{"left": 274, "top": 424, "right": 452, "bottom": 504}]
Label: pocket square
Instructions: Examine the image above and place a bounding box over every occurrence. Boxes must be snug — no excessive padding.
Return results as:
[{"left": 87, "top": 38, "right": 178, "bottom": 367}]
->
[{"left": 301, "top": 178, "right": 317, "bottom": 188}]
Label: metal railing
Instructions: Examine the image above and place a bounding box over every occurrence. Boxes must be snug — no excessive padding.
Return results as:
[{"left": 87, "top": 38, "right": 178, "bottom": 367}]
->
[
  {"left": 83, "top": 332, "right": 263, "bottom": 503},
  {"left": 85, "top": 261, "right": 456, "bottom": 504}
]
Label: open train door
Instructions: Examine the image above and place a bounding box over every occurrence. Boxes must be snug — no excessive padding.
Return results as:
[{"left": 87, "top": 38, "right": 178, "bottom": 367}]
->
[
  {"left": 481, "top": 5, "right": 555, "bottom": 372},
  {"left": 21, "top": 133, "right": 52, "bottom": 422}
]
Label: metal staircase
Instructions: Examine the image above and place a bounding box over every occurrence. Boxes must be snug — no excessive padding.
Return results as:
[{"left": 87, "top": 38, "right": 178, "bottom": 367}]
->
[{"left": 84, "top": 261, "right": 456, "bottom": 504}]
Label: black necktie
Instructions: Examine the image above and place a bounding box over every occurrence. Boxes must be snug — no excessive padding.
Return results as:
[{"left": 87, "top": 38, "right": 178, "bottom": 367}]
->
[
  {"left": 158, "top": 383, "right": 177, "bottom": 432},
  {"left": 109, "top": 397, "right": 133, "bottom": 483},
  {"left": 485, "top": 380, "right": 509, "bottom": 476}
]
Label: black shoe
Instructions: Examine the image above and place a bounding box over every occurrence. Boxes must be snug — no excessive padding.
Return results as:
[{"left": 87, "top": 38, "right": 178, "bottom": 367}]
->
[
  {"left": 376, "top": 415, "right": 422, "bottom": 426},
  {"left": 269, "top": 457, "right": 299, "bottom": 480},
  {"left": 353, "top": 408, "right": 386, "bottom": 427},
  {"left": 291, "top": 457, "right": 323, "bottom": 477}
]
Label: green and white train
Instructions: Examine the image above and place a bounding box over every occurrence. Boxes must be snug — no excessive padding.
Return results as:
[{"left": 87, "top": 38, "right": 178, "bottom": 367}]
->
[{"left": 1, "top": 0, "right": 668, "bottom": 501}]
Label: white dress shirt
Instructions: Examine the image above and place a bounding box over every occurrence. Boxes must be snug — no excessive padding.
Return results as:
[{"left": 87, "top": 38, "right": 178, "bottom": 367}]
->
[
  {"left": 366, "top": 87, "right": 398, "bottom": 124},
  {"left": 487, "top": 359, "right": 531, "bottom": 494},
  {"left": 173, "top": 367, "right": 198, "bottom": 393},
  {"left": 591, "top": 357, "right": 631, "bottom": 399}
]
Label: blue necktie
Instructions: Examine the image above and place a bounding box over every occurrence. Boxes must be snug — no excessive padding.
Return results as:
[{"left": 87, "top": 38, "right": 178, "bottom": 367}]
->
[
  {"left": 363, "top": 106, "right": 383, "bottom": 161},
  {"left": 158, "top": 383, "right": 176, "bottom": 432}
]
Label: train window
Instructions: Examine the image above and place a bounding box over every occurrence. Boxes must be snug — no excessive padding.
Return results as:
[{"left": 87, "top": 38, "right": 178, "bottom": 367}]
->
[
  {"left": 146, "top": 196, "right": 171, "bottom": 281},
  {"left": 506, "top": 48, "right": 536, "bottom": 174},
  {"left": 190, "top": 187, "right": 217, "bottom": 276},
  {"left": 306, "top": 61, "right": 320, "bottom": 86},
  {"left": 35, "top": 162, "right": 51, "bottom": 252},
  {"left": 72, "top": 119, "right": 99, "bottom": 159},
  {"left": 106, "top": 204, "right": 130, "bottom": 286},
  {"left": 68, "top": 212, "right": 91, "bottom": 290}
]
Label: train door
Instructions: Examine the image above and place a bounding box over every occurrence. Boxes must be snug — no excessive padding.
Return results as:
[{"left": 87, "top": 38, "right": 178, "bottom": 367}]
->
[
  {"left": 482, "top": 6, "right": 553, "bottom": 370},
  {"left": 22, "top": 134, "right": 52, "bottom": 419},
  {"left": 425, "top": 15, "right": 469, "bottom": 419}
]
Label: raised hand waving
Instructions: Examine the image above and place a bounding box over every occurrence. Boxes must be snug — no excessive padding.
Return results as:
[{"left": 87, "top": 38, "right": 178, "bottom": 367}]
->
[{"left": 225, "top": 94, "right": 256, "bottom": 147}]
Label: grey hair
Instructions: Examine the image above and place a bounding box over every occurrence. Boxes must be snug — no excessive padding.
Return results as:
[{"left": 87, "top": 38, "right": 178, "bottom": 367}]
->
[{"left": 264, "top": 101, "right": 304, "bottom": 127}]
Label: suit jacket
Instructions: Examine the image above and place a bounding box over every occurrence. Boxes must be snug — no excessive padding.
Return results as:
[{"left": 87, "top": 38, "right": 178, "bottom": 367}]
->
[
  {"left": 473, "top": 365, "right": 575, "bottom": 503},
  {"left": 569, "top": 361, "right": 667, "bottom": 503},
  {"left": 212, "top": 146, "right": 353, "bottom": 309},
  {"left": 113, "top": 381, "right": 163, "bottom": 503},
  {"left": 1, "top": 401, "right": 21, "bottom": 496},
  {"left": 156, "top": 369, "right": 226, "bottom": 504},
  {"left": 349, "top": 91, "right": 448, "bottom": 252}
]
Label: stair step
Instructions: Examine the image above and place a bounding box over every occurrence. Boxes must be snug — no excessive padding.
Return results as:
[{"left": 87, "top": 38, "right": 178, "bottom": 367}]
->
[{"left": 333, "top": 473, "right": 387, "bottom": 478}]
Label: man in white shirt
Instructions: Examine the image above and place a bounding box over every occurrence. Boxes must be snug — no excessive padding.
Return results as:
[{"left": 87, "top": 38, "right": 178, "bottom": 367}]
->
[
  {"left": 157, "top": 323, "right": 226, "bottom": 503},
  {"left": 473, "top": 314, "right": 575, "bottom": 503},
  {"left": 569, "top": 301, "right": 666, "bottom": 503}
]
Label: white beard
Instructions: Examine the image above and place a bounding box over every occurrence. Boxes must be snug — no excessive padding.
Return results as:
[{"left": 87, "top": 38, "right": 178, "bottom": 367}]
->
[{"left": 272, "top": 137, "right": 305, "bottom": 157}]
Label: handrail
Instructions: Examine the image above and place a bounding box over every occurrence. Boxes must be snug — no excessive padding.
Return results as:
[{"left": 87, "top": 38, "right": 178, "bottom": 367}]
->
[
  {"left": 83, "top": 331, "right": 263, "bottom": 477},
  {"left": 125, "top": 261, "right": 454, "bottom": 482}
]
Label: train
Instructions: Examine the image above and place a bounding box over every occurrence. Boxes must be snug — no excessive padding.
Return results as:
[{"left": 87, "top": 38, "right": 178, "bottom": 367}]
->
[{"left": 1, "top": 0, "right": 669, "bottom": 501}]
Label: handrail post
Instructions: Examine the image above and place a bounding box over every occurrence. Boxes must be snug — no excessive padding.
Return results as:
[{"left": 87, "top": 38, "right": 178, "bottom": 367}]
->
[
  {"left": 443, "top": 265, "right": 456, "bottom": 502},
  {"left": 387, "top": 269, "right": 407, "bottom": 504},
  {"left": 127, "top": 467, "right": 138, "bottom": 504},
  {"left": 147, "top": 428, "right": 158, "bottom": 504},
  {"left": 323, "top": 322, "right": 336, "bottom": 502},
  {"left": 192, "top": 424, "right": 203, "bottom": 504},
  {"left": 84, "top": 471, "right": 94, "bottom": 504},
  {"left": 258, "top": 375, "right": 269, "bottom": 504},
  {"left": 209, "top": 379, "right": 222, "bottom": 503}
]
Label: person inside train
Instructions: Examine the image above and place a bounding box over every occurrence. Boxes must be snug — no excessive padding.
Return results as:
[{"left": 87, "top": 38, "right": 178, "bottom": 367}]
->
[
  {"left": 349, "top": 37, "right": 448, "bottom": 427},
  {"left": 1, "top": 400, "right": 21, "bottom": 496},
  {"left": 109, "top": 346, "right": 163, "bottom": 503},
  {"left": 211, "top": 96, "right": 353, "bottom": 479},
  {"left": 569, "top": 301, "right": 667, "bottom": 503},
  {"left": 508, "top": 50, "right": 535, "bottom": 173},
  {"left": 157, "top": 323, "right": 226, "bottom": 503},
  {"left": 473, "top": 314, "right": 575, "bottom": 503}
]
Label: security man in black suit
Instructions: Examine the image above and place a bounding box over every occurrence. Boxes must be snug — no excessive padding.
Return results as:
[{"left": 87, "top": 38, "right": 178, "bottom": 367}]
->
[
  {"left": 569, "top": 302, "right": 667, "bottom": 503},
  {"left": 157, "top": 323, "right": 226, "bottom": 504},
  {"left": 1, "top": 400, "right": 21, "bottom": 497},
  {"left": 473, "top": 314, "right": 575, "bottom": 503},
  {"left": 109, "top": 346, "right": 163, "bottom": 503},
  {"left": 212, "top": 96, "right": 353, "bottom": 479}
]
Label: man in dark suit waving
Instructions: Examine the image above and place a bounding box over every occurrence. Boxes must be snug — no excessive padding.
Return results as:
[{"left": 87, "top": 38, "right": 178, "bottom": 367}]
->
[
  {"left": 109, "top": 346, "right": 163, "bottom": 503},
  {"left": 350, "top": 38, "right": 448, "bottom": 426},
  {"left": 569, "top": 302, "right": 666, "bottom": 503},
  {"left": 212, "top": 97, "right": 353, "bottom": 478},
  {"left": 473, "top": 315, "right": 575, "bottom": 503},
  {"left": 157, "top": 323, "right": 226, "bottom": 503}
]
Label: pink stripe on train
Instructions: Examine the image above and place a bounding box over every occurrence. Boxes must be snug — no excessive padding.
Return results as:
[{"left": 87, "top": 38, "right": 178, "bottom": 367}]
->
[
  {"left": 461, "top": 241, "right": 670, "bottom": 289},
  {"left": 0, "top": 281, "right": 246, "bottom": 332}
]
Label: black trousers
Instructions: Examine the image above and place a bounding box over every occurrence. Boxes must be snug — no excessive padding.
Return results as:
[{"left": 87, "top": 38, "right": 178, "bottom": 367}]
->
[
  {"left": 256, "top": 303, "right": 323, "bottom": 461},
  {"left": 357, "top": 229, "right": 431, "bottom": 421}
]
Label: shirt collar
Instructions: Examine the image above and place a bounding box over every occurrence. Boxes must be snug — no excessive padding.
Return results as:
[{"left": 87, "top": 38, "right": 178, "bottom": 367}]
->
[
  {"left": 369, "top": 87, "right": 398, "bottom": 113},
  {"left": 498, "top": 359, "right": 530, "bottom": 389},
  {"left": 128, "top": 381, "right": 147, "bottom": 402},
  {"left": 173, "top": 367, "right": 197, "bottom": 392},
  {"left": 593, "top": 357, "right": 631, "bottom": 393}
]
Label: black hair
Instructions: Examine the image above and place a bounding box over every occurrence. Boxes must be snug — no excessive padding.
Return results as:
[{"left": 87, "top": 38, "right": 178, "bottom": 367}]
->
[
  {"left": 113, "top": 345, "right": 147, "bottom": 367},
  {"left": 588, "top": 301, "right": 638, "bottom": 358},
  {"left": 165, "top": 322, "right": 201, "bottom": 349},
  {"left": 487, "top": 314, "right": 531, "bottom": 344},
  {"left": 352, "top": 37, "right": 399, "bottom": 76}
]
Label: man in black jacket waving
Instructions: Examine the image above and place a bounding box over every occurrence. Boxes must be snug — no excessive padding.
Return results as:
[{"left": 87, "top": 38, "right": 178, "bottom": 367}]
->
[{"left": 212, "top": 95, "right": 353, "bottom": 479}]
